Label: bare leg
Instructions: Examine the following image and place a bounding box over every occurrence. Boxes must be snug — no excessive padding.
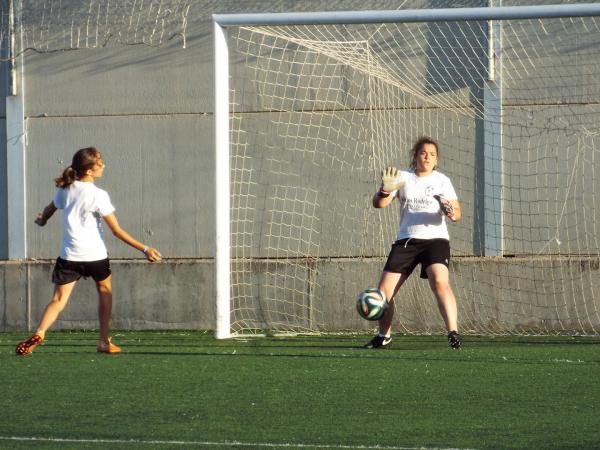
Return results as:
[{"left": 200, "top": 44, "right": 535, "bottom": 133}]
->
[
  {"left": 35, "top": 281, "right": 78, "bottom": 339},
  {"left": 96, "top": 276, "right": 113, "bottom": 344},
  {"left": 425, "top": 263, "right": 458, "bottom": 332},
  {"left": 377, "top": 271, "right": 409, "bottom": 336}
]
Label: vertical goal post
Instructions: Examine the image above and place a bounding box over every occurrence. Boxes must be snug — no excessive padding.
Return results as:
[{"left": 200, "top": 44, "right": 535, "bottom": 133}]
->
[{"left": 213, "top": 3, "right": 600, "bottom": 339}]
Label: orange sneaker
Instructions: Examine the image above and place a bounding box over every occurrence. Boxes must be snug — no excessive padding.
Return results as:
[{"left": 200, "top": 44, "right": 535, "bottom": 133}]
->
[
  {"left": 15, "top": 334, "right": 44, "bottom": 355},
  {"left": 97, "top": 338, "right": 122, "bottom": 354}
]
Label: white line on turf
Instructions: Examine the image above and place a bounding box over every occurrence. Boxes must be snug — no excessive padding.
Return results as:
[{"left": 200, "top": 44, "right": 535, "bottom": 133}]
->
[{"left": 0, "top": 436, "right": 476, "bottom": 450}]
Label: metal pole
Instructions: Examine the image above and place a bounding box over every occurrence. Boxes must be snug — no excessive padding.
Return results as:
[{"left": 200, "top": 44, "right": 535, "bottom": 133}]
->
[
  {"left": 6, "top": 0, "right": 26, "bottom": 260},
  {"left": 483, "top": 1, "right": 503, "bottom": 256},
  {"left": 214, "top": 3, "right": 600, "bottom": 27}
]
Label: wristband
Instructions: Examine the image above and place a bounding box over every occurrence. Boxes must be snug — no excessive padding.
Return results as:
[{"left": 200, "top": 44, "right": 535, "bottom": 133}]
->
[
  {"left": 142, "top": 246, "right": 148, "bottom": 254},
  {"left": 377, "top": 188, "right": 391, "bottom": 198}
]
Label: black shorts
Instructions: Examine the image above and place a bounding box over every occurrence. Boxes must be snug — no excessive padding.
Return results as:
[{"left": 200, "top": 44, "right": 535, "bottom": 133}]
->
[
  {"left": 52, "top": 257, "right": 111, "bottom": 285},
  {"left": 383, "top": 238, "right": 450, "bottom": 279}
]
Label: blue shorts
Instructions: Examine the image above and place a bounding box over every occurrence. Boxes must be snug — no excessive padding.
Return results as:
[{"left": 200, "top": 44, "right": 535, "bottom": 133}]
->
[
  {"left": 383, "top": 238, "right": 450, "bottom": 279},
  {"left": 52, "top": 257, "right": 111, "bottom": 285}
]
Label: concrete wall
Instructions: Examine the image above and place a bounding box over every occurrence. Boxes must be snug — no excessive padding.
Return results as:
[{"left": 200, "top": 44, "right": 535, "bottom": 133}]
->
[
  {"left": 2, "top": 0, "right": 600, "bottom": 333},
  {"left": 2, "top": 256, "right": 599, "bottom": 333},
  {"left": 0, "top": 260, "right": 213, "bottom": 331},
  {"left": 23, "top": 0, "right": 483, "bottom": 260}
]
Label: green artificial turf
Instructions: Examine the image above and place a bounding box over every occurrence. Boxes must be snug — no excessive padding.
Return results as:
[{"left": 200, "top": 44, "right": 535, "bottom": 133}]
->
[{"left": 1, "top": 331, "right": 599, "bottom": 449}]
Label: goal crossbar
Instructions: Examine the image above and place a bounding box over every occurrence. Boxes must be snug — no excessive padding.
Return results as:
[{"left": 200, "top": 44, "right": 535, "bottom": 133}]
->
[{"left": 213, "top": 4, "right": 600, "bottom": 27}]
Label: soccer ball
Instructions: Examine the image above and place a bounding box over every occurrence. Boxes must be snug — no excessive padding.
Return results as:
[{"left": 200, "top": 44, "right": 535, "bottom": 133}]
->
[{"left": 356, "top": 288, "right": 388, "bottom": 321}]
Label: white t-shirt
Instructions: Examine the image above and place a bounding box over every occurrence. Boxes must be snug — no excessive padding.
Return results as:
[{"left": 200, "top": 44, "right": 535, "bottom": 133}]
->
[
  {"left": 392, "top": 170, "right": 458, "bottom": 241},
  {"left": 53, "top": 181, "right": 116, "bottom": 261}
]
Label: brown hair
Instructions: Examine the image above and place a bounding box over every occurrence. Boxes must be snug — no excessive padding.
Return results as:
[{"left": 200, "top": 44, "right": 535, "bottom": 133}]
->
[
  {"left": 55, "top": 147, "right": 101, "bottom": 188},
  {"left": 409, "top": 136, "right": 439, "bottom": 170}
]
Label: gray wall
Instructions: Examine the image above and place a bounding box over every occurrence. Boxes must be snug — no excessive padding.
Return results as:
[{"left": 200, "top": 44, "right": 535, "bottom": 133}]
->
[
  {"left": 0, "top": 260, "right": 213, "bottom": 331},
  {"left": 23, "top": 0, "right": 484, "bottom": 260},
  {"left": 2, "top": 257, "right": 599, "bottom": 333}
]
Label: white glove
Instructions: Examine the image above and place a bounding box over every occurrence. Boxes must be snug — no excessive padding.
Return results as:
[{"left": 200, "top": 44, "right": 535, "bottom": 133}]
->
[
  {"left": 434, "top": 194, "right": 455, "bottom": 220},
  {"left": 380, "top": 167, "right": 405, "bottom": 194}
]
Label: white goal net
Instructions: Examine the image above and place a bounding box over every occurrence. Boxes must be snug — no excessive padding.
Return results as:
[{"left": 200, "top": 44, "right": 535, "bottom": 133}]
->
[
  {"left": 0, "top": 0, "right": 191, "bottom": 60},
  {"left": 218, "top": 6, "right": 600, "bottom": 336}
]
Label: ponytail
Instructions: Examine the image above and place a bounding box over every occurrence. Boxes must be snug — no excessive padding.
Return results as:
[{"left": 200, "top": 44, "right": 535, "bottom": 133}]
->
[
  {"left": 55, "top": 166, "right": 77, "bottom": 188},
  {"left": 54, "top": 147, "right": 101, "bottom": 189}
]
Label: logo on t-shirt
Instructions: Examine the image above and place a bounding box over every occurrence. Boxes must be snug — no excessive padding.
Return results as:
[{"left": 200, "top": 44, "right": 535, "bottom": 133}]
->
[{"left": 405, "top": 184, "right": 436, "bottom": 211}]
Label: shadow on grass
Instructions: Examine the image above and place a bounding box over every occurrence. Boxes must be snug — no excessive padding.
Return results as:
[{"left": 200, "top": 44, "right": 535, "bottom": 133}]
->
[{"left": 5, "top": 346, "right": 600, "bottom": 365}]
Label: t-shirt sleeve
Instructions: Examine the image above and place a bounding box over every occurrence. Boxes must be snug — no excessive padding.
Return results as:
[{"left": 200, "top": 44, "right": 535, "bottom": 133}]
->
[
  {"left": 95, "top": 190, "right": 116, "bottom": 217},
  {"left": 53, "top": 188, "right": 66, "bottom": 209},
  {"left": 442, "top": 176, "right": 458, "bottom": 201}
]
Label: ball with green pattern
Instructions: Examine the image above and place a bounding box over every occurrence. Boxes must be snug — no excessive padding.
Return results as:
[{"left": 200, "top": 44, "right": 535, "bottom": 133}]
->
[{"left": 356, "top": 288, "right": 388, "bottom": 321}]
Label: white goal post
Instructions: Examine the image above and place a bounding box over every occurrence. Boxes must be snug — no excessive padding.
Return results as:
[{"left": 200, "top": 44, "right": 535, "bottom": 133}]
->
[{"left": 214, "top": 4, "right": 600, "bottom": 339}]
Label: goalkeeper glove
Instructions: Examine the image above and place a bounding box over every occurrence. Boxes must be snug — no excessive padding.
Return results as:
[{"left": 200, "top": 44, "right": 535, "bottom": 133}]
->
[
  {"left": 379, "top": 167, "right": 404, "bottom": 196},
  {"left": 433, "top": 194, "right": 455, "bottom": 220}
]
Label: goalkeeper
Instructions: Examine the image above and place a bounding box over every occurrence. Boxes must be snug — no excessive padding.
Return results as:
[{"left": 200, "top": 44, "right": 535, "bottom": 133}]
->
[{"left": 365, "top": 137, "right": 462, "bottom": 349}]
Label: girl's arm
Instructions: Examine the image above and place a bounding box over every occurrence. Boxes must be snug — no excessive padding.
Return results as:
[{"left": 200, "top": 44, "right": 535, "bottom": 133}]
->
[
  {"left": 35, "top": 202, "right": 58, "bottom": 226},
  {"left": 372, "top": 191, "right": 395, "bottom": 208},
  {"left": 102, "top": 213, "right": 162, "bottom": 262},
  {"left": 449, "top": 199, "right": 462, "bottom": 222},
  {"left": 434, "top": 195, "right": 462, "bottom": 222}
]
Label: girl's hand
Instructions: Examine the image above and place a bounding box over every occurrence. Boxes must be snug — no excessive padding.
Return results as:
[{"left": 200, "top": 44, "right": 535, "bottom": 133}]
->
[
  {"left": 35, "top": 213, "right": 47, "bottom": 227},
  {"left": 434, "top": 194, "right": 456, "bottom": 221},
  {"left": 144, "top": 247, "right": 162, "bottom": 262},
  {"left": 35, "top": 203, "right": 57, "bottom": 226},
  {"left": 381, "top": 167, "right": 405, "bottom": 193}
]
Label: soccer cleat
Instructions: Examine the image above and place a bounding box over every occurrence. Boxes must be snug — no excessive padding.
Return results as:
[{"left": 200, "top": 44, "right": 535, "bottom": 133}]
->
[
  {"left": 97, "top": 338, "right": 122, "bottom": 354},
  {"left": 364, "top": 334, "right": 392, "bottom": 349},
  {"left": 447, "top": 331, "right": 462, "bottom": 349},
  {"left": 15, "top": 334, "right": 44, "bottom": 356}
]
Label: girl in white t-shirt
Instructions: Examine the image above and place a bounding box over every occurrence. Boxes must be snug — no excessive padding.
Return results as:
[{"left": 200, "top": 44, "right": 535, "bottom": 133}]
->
[
  {"left": 16, "top": 147, "right": 162, "bottom": 355},
  {"left": 364, "top": 137, "right": 463, "bottom": 350}
]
